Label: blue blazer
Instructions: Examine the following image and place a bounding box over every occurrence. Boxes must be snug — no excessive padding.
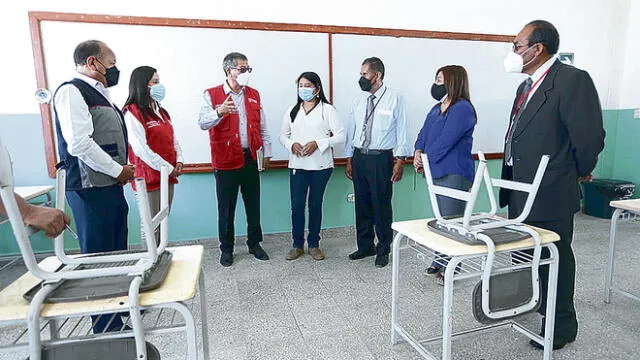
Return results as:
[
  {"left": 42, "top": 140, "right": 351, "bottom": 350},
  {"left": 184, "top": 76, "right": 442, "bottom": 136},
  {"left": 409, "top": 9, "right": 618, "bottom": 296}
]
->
[{"left": 414, "top": 99, "right": 476, "bottom": 183}]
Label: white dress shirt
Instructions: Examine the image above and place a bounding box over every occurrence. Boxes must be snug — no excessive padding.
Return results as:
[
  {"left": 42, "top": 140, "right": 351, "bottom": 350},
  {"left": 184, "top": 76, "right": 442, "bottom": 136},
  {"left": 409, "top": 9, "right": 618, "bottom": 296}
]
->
[
  {"left": 526, "top": 56, "right": 557, "bottom": 103},
  {"left": 198, "top": 82, "right": 272, "bottom": 157},
  {"left": 124, "top": 102, "right": 183, "bottom": 173},
  {"left": 344, "top": 85, "right": 411, "bottom": 158},
  {"left": 279, "top": 102, "right": 345, "bottom": 170},
  {"left": 54, "top": 73, "right": 124, "bottom": 179}
]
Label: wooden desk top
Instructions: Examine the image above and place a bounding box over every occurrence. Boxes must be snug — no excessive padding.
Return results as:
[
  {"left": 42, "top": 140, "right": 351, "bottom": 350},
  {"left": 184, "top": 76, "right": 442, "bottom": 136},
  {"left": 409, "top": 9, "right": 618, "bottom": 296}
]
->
[
  {"left": 14, "top": 186, "right": 54, "bottom": 201},
  {"left": 610, "top": 199, "right": 640, "bottom": 213},
  {"left": 0, "top": 245, "right": 204, "bottom": 322},
  {"left": 392, "top": 219, "right": 560, "bottom": 257}
]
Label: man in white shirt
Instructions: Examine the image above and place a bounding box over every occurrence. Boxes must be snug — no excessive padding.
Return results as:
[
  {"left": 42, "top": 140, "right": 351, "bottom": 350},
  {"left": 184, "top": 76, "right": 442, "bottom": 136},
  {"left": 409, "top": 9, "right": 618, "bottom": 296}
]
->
[
  {"left": 53, "top": 40, "right": 134, "bottom": 332},
  {"left": 344, "top": 57, "right": 411, "bottom": 268}
]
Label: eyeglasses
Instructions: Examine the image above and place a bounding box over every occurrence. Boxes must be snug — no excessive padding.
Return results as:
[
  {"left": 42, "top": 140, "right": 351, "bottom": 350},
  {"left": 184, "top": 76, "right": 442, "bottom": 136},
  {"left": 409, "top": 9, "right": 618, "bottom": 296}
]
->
[
  {"left": 230, "top": 66, "right": 252, "bottom": 73},
  {"left": 512, "top": 41, "right": 539, "bottom": 52}
]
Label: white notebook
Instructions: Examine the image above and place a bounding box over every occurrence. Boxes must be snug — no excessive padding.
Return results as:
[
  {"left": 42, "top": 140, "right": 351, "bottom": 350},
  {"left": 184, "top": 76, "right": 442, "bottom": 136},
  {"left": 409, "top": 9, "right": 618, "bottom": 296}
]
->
[{"left": 256, "top": 146, "right": 264, "bottom": 171}]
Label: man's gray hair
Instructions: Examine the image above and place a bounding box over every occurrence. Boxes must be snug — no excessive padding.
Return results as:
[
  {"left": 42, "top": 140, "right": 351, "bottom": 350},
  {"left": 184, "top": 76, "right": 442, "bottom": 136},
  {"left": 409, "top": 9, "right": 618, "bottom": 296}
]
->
[{"left": 222, "top": 52, "right": 248, "bottom": 76}]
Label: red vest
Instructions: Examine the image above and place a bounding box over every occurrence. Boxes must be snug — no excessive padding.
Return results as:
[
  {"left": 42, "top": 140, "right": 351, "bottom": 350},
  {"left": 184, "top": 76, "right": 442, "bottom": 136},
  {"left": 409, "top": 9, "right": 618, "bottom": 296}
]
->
[
  {"left": 206, "top": 85, "right": 264, "bottom": 170},
  {"left": 124, "top": 103, "right": 179, "bottom": 192}
]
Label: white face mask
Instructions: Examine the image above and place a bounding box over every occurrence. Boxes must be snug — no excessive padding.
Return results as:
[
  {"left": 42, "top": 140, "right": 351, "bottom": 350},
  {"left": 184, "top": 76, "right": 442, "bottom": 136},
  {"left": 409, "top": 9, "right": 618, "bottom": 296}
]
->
[
  {"left": 236, "top": 72, "right": 251, "bottom": 86},
  {"left": 503, "top": 45, "right": 537, "bottom": 73}
]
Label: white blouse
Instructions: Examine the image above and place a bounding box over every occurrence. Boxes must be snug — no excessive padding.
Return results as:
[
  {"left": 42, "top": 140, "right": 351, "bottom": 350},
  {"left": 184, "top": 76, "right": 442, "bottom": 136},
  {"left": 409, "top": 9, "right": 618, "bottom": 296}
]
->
[{"left": 279, "top": 102, "right": 345, "bottom": 170}]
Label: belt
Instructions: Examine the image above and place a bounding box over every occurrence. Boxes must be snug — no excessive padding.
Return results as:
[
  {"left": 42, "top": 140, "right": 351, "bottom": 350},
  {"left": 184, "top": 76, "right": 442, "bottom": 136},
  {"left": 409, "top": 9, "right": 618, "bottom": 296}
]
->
[{"left": 355, "top": 148, "right": 391, "bottom": 155}]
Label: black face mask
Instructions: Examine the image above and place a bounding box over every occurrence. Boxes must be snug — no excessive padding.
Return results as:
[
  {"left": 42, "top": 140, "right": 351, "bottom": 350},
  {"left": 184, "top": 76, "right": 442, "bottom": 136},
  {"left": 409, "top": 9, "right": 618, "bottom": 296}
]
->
[
  {"left": 104, "top": 66, "right": 120, "bottom": 88},
  {"left": 431, "top": 83, "right": 447, "bottom": 101},
  {"left": 95, "top": 59, "right": 120, "bottom": 87},
  {"left": 358, "top": 76, "right": 373, "bottom": 92}
]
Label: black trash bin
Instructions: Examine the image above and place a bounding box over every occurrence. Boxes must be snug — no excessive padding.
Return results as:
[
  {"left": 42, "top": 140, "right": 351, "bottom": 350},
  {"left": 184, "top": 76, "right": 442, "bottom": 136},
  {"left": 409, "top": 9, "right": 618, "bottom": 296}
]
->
[{"left": 582, "top": 179, "right": 636, "bottom": 218}]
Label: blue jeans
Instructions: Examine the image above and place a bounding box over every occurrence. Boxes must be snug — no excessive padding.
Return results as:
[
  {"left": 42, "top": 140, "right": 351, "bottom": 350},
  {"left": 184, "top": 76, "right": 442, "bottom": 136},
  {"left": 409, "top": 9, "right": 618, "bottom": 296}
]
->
[
  {"left": 290, "top": 168, "right": 333, "bottom": 248},
  {"left": 431, "top": 174, "right": 471, "bottom": 270}
]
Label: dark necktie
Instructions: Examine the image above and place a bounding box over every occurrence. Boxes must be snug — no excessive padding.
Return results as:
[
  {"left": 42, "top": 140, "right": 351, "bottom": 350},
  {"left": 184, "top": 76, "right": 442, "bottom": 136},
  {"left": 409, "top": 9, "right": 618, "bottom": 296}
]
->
[
  {"left": 504, "top": 77, "right": 533, "bottom": 164},
  {"left": 362, "top": 94, "right": 376, "bottom": 150}
]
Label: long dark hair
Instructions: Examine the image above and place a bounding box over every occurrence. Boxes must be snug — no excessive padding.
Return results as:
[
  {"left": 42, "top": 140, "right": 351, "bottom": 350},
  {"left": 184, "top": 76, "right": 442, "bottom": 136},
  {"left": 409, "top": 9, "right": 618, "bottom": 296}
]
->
[
  {"left": 437, "top": 65, "right": 477, "bottom": 123},
  {"left": 289, "top": 72, "right": 330, "bottom": 122},
  {"left": 124, "top": 65, "right": 156, "bottom": 120}
]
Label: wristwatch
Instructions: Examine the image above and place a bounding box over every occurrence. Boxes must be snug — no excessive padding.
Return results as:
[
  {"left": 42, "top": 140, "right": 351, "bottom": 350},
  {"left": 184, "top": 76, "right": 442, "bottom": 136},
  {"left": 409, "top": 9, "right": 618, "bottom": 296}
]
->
[{"left": 395, "top": 156, "right": 407, "bottom": 161}]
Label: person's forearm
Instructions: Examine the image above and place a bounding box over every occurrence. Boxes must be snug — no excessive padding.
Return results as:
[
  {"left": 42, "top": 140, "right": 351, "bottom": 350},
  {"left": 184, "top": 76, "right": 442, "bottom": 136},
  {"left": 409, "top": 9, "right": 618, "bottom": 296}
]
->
[{"left": 0, "top": 193, "right": 33, "bottom": 219}]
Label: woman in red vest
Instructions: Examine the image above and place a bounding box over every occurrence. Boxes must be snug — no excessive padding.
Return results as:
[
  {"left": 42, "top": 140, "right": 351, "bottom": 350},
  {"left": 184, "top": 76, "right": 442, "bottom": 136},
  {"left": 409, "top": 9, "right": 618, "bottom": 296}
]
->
[{"left": 123, "top": 66, "right": 183, "bottom": 246}]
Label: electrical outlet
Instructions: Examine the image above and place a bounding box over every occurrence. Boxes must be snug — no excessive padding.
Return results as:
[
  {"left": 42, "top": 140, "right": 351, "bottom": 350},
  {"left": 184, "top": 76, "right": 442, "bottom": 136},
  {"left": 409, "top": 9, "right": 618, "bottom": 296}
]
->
[
  {"left": 347, "top": 193, "right": 355, "bottom": 203},
  {"left": 634, "top": 108, "right": 640, "bottom": 119}
]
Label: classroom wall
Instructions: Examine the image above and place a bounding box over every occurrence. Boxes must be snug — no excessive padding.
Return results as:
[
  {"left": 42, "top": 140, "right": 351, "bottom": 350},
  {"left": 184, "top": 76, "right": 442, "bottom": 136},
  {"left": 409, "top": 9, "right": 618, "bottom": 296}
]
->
[
  {"left": 0, "top": 0, "right": 637, "bottom": 254},
  {"left": 0, "top": 0, "right": 633, "bottom": 114},
  {"left": 619, "top": 0, "right": 640, "bottom": 109}
]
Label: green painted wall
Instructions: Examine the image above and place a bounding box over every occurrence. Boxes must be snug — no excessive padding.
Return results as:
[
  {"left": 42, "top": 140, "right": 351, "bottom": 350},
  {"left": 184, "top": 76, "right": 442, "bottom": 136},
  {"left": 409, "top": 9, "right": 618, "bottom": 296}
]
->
[{"left": 610, "top": 109, "right": 640, "bottom": 190}]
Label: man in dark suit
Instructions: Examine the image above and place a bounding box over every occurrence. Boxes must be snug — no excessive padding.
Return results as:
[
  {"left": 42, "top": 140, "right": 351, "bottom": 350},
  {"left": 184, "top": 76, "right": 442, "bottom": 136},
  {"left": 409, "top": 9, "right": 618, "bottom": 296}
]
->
[{"left": 500, "top": 20, "right": 605, "bottom": 350}]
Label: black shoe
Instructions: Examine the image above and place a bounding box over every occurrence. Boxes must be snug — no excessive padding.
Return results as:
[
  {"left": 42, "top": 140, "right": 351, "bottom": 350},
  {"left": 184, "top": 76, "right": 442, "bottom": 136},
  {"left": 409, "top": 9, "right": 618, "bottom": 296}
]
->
[
  {"left": 348, "top": 247, "right": 376, "bottom": 260},
  {"left": 220, "top": 252, "right": 233, "bottom": 267},
  {"left": 529, "top": 317, "right": 576, "bottom": 350},
  {"left": 375, "top": 254, "right": 389, "bottom": 268},
  {"left": 529, "top": 337, "right": 574, "bottom": 350},
  {"left": 248, "top": 244, "right": 270, "bottom": 261}
]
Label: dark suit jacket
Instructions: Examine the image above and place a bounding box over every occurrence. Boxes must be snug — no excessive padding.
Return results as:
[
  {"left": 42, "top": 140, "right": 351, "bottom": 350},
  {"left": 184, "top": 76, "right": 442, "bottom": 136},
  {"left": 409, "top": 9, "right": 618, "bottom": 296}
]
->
[{"left": 499, "top": 59, "right": 605, "bottom": 221}]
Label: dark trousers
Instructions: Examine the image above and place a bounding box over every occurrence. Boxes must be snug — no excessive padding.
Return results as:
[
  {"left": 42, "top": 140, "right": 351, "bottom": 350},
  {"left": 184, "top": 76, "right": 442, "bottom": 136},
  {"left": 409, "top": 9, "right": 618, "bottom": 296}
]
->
[
  {"left": 214, "top": 151, "right": 263, "bottom": 253},
  {"left": 66, "top": 184, "right": 129, "bottom": 333},
  {"left": 525, "top": 216, "right": 578, "bottom": 339},
  {"left": 289, "top": 168, "right": 333, "bottom": 248},
  {"left": 431, "top": 174, "right": 471, "bottom": 270},
  {"left": 352, "top": 149, "right": 394, "bottom": 256}
]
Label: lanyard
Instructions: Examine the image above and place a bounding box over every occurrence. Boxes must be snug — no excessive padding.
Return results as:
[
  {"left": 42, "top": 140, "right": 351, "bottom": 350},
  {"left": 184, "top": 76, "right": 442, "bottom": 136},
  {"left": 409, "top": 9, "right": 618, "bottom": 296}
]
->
[
  {"left": 364, "top": 87, "right": 387, "bottom": 124},
  {"left": 511, "top": 67, "right": 552, "bottom": 119}
]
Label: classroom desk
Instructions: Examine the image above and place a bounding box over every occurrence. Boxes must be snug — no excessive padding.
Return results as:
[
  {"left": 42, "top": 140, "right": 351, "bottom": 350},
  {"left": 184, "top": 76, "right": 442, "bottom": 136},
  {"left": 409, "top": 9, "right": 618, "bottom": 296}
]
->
[
  {"left": 390, "top": 219, "right": 560, "bottom": 360},
  {"left": 605, "top": 199, "right": 640, "bottom": 304},
  {"left": 14, "top": 185, "right": 55, "bottom": 203},
  {"left": 0, "top": 245, "right": 209, "bottom": 360}
]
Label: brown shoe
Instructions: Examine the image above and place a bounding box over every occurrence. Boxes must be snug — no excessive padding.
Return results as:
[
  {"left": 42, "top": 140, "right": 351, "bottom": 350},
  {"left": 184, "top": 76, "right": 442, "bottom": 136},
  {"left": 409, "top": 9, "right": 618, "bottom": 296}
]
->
[
  {"left": 285, "top": 248, "right": 304, "bottom": 260},
  {"left": 308, "top": 247, "right": 325, "bottom": 261}
]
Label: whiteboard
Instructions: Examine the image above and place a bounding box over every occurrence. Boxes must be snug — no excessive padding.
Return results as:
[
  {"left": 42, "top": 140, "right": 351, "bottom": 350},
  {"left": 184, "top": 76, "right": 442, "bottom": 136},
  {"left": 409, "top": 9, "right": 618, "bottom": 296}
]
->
[
  {"left": 39, "top": 20, "right": 521, "bottom": 165},
  {"left": 40, "top": 21, "right": 330, "bottom": 163},
  {"left": 331, "top": 34, "right": 526, "bottom": 154}
]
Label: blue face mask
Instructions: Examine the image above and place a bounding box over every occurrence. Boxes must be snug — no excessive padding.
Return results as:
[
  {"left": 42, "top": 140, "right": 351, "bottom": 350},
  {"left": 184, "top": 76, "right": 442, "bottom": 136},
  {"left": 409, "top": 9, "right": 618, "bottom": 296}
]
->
[
  {"left": 149, "top": 84, "right": 166, "bottom": 102},
  {"left": 298, "top": 87, "right": 316, "bottom": 102}
]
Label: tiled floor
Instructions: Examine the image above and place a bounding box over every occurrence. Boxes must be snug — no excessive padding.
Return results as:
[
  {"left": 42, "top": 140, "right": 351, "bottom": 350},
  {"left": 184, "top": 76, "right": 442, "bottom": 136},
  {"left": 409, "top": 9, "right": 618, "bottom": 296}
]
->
[{"left": 1, "top": 212, "right": 639, "bottom": 359}]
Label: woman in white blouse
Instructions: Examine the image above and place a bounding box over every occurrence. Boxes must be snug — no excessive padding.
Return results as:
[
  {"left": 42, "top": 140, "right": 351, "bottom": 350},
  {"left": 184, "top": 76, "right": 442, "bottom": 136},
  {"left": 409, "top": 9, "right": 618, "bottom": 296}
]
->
[
  {"left": 123, "top": 66, "right": 183, "bottom": 246},
  {"left": 280, "top": 72, "right": 345, "bottom": 261}
]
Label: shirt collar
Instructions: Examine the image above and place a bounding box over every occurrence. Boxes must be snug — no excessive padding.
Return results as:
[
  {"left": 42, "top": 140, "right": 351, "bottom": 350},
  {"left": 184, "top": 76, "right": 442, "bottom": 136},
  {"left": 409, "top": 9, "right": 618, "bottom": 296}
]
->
[
  {"left": 75, "top": 73, "right": 111, "bottom": 99},
  {"left": 223, "top": 81, "right": 244, "bottom": 96},
  {"left": 369, "top": 84, "right": 386, "bottom": 99},
  {"left": 530, "top": 56, "right": 557, "bottom": 83}
]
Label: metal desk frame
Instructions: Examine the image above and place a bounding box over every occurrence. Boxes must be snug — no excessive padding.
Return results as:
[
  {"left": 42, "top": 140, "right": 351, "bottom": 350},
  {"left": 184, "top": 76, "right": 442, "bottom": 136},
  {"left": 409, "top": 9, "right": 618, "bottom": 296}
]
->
[
  {"left": 605, "top": 199, "right": 640, "bottom": 304},
  {"left": 390, "top": 221, "right": 560, "bottom": 360}
]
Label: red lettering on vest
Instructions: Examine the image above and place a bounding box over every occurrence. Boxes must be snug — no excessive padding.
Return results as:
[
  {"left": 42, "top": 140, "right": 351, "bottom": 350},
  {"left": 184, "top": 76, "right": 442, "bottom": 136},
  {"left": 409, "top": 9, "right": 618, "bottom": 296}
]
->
[{"left": 124, "top": 103, "right": 179, "bottom": 192}]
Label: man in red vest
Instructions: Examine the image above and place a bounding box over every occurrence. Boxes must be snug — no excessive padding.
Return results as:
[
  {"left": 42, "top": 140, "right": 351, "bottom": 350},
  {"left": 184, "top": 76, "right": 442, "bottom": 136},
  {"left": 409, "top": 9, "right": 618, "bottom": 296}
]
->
[{"left": 199, "top": 52, "right": 272, "bottom": 267}]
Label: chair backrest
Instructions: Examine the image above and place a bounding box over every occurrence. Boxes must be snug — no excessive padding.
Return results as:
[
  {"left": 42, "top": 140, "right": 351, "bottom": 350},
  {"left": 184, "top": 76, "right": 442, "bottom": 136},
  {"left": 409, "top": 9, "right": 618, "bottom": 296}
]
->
[
  {"left": 0, "top": 158, "right": 171, "bottom": 282},
  {"left": 421, "top": 151, "right": 550, "bottom": 232}
]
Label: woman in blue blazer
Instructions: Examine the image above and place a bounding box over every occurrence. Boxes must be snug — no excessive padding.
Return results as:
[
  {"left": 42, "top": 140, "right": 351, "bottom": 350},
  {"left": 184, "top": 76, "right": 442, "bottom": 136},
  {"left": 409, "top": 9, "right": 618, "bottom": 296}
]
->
[{"left": 414, "top": 65, "right": 476, "bottom": 286}]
